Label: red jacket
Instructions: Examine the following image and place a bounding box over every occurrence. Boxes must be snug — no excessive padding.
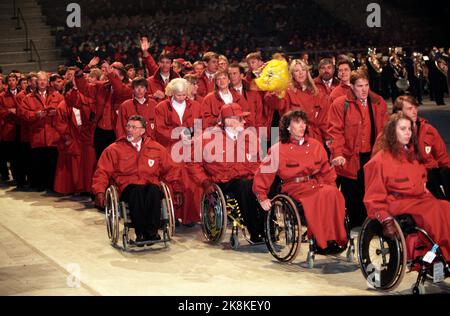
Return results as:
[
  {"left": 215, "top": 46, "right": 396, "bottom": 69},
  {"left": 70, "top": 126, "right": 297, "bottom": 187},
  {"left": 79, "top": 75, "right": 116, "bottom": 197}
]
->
[
  {"left": 267, "top": 87, "right": 331, "bottom": 143},
  {"left": 15, "top": 90, "right": 31, "bottom": 142},
  {"left": 116, "top": 98, "right": 157, "bottom": 140},
  {"left": 154, "top": 99, "right": 202, "bottom": 148},
  {"left": 75, "top": 74, "right": 114, "bottom": 131},
  {"left": 364, "top": 149, "right": 450, "bottom": 260},
  {"left": 0, "top": 89, "right": 21, "bottom": 141},
  {"left": 92, "top": 137, "right": 183, "bottom": 195},
  {"left": 64, "top": 89, "right": 97, "bottom": 145},
  {"left": 313, "top": 77, "right": 340, "bottom": 96},
  {"left": 142, "top": 54, "right": 159, "bottom": 77},
  {"left": 330, "top": 82, "right": 352, "bottom": 102},
  {"left": 146, "top": 68, "right": 180, "bottom": 102},
  {"left": 18, "top": 90, "right": 64, "bottom": 148},
  {"left": 201, "top": 90, "right": 251, "bottom": 128},
  {"left": 231, "top": 84, "right": 263, "bottom": 128},
  {"left": 253, "top": 136, "right": 347, "bottom": 249},
  {"left": 187, "top": 128, "right": 260, "bottom": 184},
  {"left": 417, "top": 118, "right": 450, "bottom": 169},
  {"left": 328, "top": 90, "right": 388, "bottom": 179},
  {"left": 197, "top": 71, "right": 216, "bottom": 98}
]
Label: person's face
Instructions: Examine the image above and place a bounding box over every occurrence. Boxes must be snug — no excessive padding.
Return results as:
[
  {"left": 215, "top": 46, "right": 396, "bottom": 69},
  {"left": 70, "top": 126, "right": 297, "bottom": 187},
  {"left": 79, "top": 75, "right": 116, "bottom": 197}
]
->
[
  {"left": 173, "top": 90, "right": 187, "bottom": 103},
  {"left": 65, "top": 70, "right": 75, "bottom": 82},
  {"left": 206, "top": 57, "right": 219, "bottom": 73},
  {"left": 352, "top": 78, "right": 369, "bottom": 100},
  {"left": 172, "top": 62, "right": 182, "bottom": 74},
  {"left": 20, "top": 80, "right": 28, "bottom": 90},
  {"left": 37, "top": 74, "right": 48, "bottom": 91},
  {"left": 127, "top": 68, "right": 136, "bottom": 79},
  {"left": 225, "top": 116, "right": 245, "bottom": 130},
  {"left": 0, "top": 78, "right": 4, "bottom": 91},
  {"left": 126, "top": 120, "right": 145, "bottom": 142},
  {"left": 7, "top": 77, "right": 17, "bottom": 90},
  {"left": 319, "top": 63, "right": 334, "bottom": 81},
  {"left": 29, "top": 77, "right": 37, "bottom": 89},
  {"left": 51, "top": 78, "right": 64, "bottom": 91},
  {"left": 190, "top": 82, "right": 198, "bottom": 95},
  {"left": 338, "top": 64, "right": 351, "bottom": 83},
  {"left": 401, "top": 101, "right": 418, "bottom": 123},
  {"left": 292, "top": 64, "right": 307, "bottom": 85},
  {"left": 87, "top": 75, "right": 97, "bottom": 84},
  {"left": 289, "top": 118, "right": 307, "bottom": 139},
  {"left": 396, "top": 118, "right": 412, "bottom": 146},
  {"left": 159, "top": 58, "right": 172, "bottom": 74},
  {"left": 133, "top": 85, "right": 147, "bottom": 99},
  {"left": 248, "top": 58, "right": 263, "bottom": 71},
  {"left": 218, "top": 59, "right": 228, "bottom": 71},
  {"left": 228, "top": 67, "right": 243, "bottom": 86},
  {"left": 215, "top": 74, "right": 230, "bottom": 90},
  {"left": 194, "top": 64, "right": 204, "bottom": 76}
]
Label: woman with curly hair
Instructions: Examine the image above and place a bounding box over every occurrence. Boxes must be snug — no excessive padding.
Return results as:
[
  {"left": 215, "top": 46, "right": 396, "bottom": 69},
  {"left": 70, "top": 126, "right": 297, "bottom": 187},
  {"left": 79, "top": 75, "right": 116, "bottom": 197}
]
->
[
  {"left": 364, "top": 112, "right": 450, "bottom": 261},
  {"left": 252, "top": 110, "right": 347, "bottom": 250}
]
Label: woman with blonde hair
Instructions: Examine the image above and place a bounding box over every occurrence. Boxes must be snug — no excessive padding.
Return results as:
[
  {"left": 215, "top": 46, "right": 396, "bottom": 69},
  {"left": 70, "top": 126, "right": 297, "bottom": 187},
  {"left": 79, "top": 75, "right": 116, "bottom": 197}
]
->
[
  {"left": 265, "top": 59, "right": 331, "bottom": 143},
  {"left": 155, "top": 78, "right": 202, "bottom": 226}
]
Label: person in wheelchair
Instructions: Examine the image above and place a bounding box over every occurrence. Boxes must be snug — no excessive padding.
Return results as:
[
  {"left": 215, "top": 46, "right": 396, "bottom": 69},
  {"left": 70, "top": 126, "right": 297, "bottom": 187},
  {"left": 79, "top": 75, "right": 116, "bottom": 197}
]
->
[
  {"left": 393, "top": 95, "right": 450, "bottom": 201},
  {"left": 253, "top": 110, "right": 348, "bottom": 251},
  {"left": 364, "top": 112, "right": 450, "bottom": 262},
  {"left": 92, "top": 115, "right": 183, "bottom": 243},
  {"left": 187, "top": 103, "right": 265, "bottom": 243}
]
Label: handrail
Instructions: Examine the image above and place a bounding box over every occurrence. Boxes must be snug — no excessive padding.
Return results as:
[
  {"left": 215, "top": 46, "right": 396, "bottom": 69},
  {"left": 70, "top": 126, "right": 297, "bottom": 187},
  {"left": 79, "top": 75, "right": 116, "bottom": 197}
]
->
[
  {"left": 15, "top": 8, "right": 30, "bottom": 51},
  {"left": 12, "top": 0, "right": 18, "bottom": 20},
  {"left": 29, "top": 39, "right": 42, "bottom": 69}
]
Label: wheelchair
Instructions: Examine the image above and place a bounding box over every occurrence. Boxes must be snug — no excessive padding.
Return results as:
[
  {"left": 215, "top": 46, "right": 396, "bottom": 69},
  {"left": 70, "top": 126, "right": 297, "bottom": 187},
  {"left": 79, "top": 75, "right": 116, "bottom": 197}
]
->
[
  {"left": 358, "top": 215, "right": 450, "bottom": 294},
  {"left": 104, "top": 182, "right": 175, "bottom": 251},
  {"left": 264, "top": 194, "right": 355, "bottom": 268},
  {"left": 200, "top": 183, "right": 264, "bottom": 250}
]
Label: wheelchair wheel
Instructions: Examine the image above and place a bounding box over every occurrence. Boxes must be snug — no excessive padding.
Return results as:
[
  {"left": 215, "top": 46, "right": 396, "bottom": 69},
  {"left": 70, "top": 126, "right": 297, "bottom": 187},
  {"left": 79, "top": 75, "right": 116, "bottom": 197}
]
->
[
  {"left": 105, "top": 186, "right": 120, "bottom": 246},
  {"left": 160, "top": 182, "right": 175, "bottom": 239},
  {"left": 230, "top": 231, "right": 240, "bottom": 250},
  {"left": 264, "top": 194, "right": 302, "bottom": 263},
  {"left": 358, "top": 217, "right": 407, "bottom": 291},
  {"left": 200, "top": 184, "right": 228, "bottom": 244}
]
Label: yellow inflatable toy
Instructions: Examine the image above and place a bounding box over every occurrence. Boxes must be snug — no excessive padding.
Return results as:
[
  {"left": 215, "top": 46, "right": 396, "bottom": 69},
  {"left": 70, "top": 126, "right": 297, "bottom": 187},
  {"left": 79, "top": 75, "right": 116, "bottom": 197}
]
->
[{"left": 254, "top": 57, "right": 290, "bottom": 98}]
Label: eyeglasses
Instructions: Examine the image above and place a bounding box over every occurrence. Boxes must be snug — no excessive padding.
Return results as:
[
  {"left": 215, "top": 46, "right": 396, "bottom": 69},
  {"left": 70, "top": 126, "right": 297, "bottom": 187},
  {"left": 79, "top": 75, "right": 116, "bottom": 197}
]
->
[{"left": 126, "top": 124, "right": 144, "bottom": 130}]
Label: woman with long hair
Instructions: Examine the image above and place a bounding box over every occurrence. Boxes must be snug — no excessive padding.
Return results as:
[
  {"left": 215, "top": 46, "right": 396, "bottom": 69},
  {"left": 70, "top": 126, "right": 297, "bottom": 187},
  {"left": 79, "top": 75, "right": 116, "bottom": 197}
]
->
[{"left": 364, "top": 112, "right": 450, "bottom": 261}]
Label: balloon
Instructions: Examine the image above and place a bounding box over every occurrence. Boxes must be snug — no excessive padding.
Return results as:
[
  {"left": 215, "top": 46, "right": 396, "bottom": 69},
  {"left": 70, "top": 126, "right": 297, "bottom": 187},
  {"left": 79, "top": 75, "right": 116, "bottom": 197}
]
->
[{"left": 255, "top": 58, "right": 290, "bottom": 97}]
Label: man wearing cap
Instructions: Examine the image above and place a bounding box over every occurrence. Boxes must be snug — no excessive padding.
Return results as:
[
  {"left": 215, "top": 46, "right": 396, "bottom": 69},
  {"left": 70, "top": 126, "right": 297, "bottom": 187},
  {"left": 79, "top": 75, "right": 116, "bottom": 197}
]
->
[
  {"left": 92, "top": 115, "right": 183, "bottom": 243},
  {"left": 187, "top": 103, "right": 265, "bottom": 242}
]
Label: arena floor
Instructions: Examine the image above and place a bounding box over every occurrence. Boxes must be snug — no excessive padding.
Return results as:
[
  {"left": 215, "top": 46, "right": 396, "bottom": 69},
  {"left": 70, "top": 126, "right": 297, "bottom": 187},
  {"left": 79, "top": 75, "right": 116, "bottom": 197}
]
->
[{"left": 1, "top": 99, "right": 449, "bottom": 296}]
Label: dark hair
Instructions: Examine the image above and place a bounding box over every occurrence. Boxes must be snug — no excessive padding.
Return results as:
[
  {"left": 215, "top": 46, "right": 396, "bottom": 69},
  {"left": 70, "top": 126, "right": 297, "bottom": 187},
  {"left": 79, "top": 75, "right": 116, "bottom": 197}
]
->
[
  {"left": 279, "top": 110, "right": 309, "bottom": 143},
  {"left": 336, "top": 59, "right": 353, "bottom": 71},
  {"left": 131, "top": 76, "right": 148, "bottom": 89},
  {"left": 393, "top": 95, "right": 420, "bottom": 113},
  {"left": 228, "top": 62, "right": 245, "bottom": 74},
  {"left": 158, "top": 53, "right": 172, "bottom": 62},
  {"left": 373, "top": 112, "right": 423, "bottom": 162},
  {"left": 6, "top": 73, "right": 18, "bottom": 81},
  {"left": 128, "top": 115, "right": 146, "bottom": 129},
  {"left": 49, "top": 74, "right": 62, "bottom": 82}
]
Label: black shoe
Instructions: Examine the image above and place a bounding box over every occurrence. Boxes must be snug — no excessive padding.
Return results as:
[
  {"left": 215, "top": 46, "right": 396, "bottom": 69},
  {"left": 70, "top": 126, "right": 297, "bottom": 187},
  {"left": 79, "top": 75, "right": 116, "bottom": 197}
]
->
[
  {"left": 135, "top": 234, "right": 146, "bottom": 247},
  {"left": 145, "top": 233, "right": 161, "bottom": 245},
  {"left": 250, "top": 234, "right": 264, "bottom": 243},
  {"left": 182, "top": 222, "right": 196, "bottom": 228}
]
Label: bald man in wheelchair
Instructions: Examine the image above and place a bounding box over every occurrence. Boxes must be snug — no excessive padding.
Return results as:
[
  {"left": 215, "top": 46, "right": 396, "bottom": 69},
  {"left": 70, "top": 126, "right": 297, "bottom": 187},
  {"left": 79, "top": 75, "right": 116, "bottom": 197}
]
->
[{"left": 92, "top": 115, "right": 183, "bottom": 243}]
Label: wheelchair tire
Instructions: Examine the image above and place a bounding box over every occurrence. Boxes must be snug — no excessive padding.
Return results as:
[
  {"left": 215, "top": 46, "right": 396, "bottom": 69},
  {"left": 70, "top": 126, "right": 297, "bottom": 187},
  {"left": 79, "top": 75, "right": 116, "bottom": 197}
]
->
[
  {"left": 201, "top": 184, "right": 228, "bottom": 244},
  {"left": 230, "top": 233, "right": 240, "bottom": 250},
  {"left": 105, "top": 186, "right": 120, "bottom": 246},
  {"left": 265, "top": 194, "right": 302, "bottom": 263},
  {"left": 358, "top": 218, "right": 407, "bottom": 291},
  {"left": 160, "top": 182, "right": 175, "bottom": 239}
]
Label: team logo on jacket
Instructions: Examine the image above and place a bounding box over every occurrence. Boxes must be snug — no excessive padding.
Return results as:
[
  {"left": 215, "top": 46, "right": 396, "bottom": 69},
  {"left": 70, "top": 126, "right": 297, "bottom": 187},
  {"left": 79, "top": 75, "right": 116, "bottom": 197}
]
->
[
  {"left": 148, "top": 159, "right": 155, "bottom": 167},
  {"left": 246, "top": 153, "right": 252, "bottom": 161},
  {"left": 150, "top": 123, "right": 155, "bottom": 129},
  {"left": 425, "top": 146, "right": 431, "bottom": 154}
]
